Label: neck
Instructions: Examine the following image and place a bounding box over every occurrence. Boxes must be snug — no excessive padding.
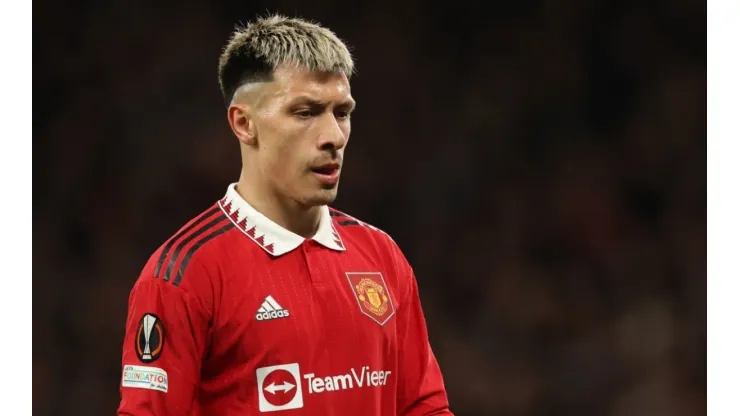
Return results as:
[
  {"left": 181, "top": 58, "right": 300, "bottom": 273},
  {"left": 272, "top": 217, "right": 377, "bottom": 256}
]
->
[{"left": 235, "top": 171, "right": 322, "bottom": 239}]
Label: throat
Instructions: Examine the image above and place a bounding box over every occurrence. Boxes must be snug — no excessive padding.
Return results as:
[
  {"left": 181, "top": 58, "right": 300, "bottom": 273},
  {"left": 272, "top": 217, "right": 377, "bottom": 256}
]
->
[
  {"left": 279, "top": 206, "right": 322, "bottom": 239},
  {"left": 233, "top": 181, "right": 322, "bottom": 239}
]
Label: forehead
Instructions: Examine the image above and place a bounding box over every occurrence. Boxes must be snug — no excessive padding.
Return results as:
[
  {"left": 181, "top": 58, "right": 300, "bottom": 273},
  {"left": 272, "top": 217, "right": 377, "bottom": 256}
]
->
[{"left": 270, "top": 64, "right": 352, "bottom": 102}]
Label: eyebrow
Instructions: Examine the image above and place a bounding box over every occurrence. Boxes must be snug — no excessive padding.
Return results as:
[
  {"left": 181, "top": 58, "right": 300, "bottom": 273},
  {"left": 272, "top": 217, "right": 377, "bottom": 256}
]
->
[{"left": 290, "top": 95, "right": 356, "bottom": 110}]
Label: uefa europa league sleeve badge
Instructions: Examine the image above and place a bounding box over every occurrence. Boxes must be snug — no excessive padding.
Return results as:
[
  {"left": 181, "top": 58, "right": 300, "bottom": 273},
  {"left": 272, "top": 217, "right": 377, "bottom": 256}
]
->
[{"left": 135, "top": 313, "right": 165, "bottom": 363}]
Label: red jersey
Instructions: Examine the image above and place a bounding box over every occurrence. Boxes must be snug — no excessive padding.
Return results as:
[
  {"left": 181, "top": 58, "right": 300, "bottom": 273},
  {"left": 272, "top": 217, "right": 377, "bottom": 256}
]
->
[{"left": 118, "top": 183, "right": 452, "bottom": 415}]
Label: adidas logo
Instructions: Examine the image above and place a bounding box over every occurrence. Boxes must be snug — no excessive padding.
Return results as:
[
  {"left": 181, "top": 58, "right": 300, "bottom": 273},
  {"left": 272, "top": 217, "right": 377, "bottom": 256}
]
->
[{"left": 256, "top": 295, "right": 290, "bottom": 321}]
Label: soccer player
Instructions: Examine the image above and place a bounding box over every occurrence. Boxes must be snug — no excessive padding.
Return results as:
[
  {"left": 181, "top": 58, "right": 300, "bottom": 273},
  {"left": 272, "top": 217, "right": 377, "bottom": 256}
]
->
[{"left": 118, "top": 14, "right": 452, "bottom": 415}]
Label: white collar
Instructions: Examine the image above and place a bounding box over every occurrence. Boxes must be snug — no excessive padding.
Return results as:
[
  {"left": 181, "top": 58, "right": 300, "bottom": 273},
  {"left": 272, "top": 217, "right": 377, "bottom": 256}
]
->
[{"left": 219, "top": 183, "right": 346, "bottom": 256}]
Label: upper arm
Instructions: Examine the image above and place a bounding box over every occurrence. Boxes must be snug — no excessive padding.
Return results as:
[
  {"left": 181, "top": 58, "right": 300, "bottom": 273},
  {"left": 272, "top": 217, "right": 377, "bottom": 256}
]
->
[
  {"left": 390, "top": 241, "right": 453, "bottom": 415},
  {"left": 118, "top": 266, "right": 211, "bottom": 416}
]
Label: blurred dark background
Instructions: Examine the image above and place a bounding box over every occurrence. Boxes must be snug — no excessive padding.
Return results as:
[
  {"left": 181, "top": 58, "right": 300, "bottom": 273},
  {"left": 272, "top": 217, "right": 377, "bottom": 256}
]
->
[{"left": 33, "top": 0, "right": 706, "bottom": 415}]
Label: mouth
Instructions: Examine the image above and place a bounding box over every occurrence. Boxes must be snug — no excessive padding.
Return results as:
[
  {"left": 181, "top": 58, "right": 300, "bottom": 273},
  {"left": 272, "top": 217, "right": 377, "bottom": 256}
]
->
[{"left": 310, "top": 163, "right": 341, "bottom": 185}]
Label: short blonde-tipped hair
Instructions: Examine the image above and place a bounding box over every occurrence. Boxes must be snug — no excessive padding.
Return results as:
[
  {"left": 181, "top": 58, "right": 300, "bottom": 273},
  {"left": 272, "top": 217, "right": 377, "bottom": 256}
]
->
[{"left": 218, "top": 14, "right": 355, "bottom": 105}]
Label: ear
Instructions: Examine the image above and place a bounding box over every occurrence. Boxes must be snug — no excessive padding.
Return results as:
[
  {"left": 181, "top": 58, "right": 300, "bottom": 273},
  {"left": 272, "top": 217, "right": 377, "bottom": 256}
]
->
[{"left": 228, "top": 104, "right": 258, "bottom": 146}]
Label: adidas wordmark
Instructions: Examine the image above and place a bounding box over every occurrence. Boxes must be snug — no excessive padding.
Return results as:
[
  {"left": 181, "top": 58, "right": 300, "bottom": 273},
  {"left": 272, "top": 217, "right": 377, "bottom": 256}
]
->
[{"left": 256, "top": 295, "right": 290, "bottom": 321}]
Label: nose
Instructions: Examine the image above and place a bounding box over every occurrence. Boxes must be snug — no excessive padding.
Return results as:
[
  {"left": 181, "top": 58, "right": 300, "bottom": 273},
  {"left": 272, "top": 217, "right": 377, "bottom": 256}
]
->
[{"left": 317, "top": 113, "right": 348, "bottom": 152}]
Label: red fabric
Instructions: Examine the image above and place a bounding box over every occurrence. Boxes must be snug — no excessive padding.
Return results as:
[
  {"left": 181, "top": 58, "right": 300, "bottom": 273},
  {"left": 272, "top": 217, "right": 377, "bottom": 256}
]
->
[{"left": 118, "top": 202, "right": 452, "bottom": 415}]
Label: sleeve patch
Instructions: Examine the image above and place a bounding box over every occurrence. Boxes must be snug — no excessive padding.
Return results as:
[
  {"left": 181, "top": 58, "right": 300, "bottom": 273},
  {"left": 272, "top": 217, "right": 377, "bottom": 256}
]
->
[
  {"left": 135, "top": 313, "right": 165, "bottom": 363},
  {"left": 122, "top": 365, "right": 168, "bottom": 393}
]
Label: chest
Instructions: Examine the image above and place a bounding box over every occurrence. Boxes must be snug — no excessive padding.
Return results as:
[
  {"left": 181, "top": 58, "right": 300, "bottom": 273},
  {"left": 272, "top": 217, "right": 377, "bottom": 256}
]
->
[{"left": 214, "top": 242, "right": 401, "bottom": 368}]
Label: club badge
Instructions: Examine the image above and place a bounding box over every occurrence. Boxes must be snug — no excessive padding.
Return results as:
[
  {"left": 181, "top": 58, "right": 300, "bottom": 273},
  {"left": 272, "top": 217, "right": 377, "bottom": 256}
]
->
[{"left": 346, "top": 272, "right": 395, "bottom": 326}]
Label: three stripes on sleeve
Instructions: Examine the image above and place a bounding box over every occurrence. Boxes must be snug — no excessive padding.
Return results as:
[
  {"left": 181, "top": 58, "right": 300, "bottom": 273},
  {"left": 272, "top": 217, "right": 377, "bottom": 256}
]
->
[{"left": 153, "top": 205, "right": 234, "bottom": 286}]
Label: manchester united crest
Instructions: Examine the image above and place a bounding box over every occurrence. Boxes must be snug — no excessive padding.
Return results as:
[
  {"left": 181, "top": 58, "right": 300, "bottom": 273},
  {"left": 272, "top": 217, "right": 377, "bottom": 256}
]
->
[{"left": 346, "top": 272, "right": 395, "bottom": 325}]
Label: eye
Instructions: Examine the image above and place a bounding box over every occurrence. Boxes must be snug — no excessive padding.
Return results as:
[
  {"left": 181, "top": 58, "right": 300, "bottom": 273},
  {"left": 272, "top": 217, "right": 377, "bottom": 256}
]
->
[
  {"left": 294, "top": 109, "right": 313, "bottom": 119},
  {"left": 335, "top": 110, "right": 351, "bottom": 120}
]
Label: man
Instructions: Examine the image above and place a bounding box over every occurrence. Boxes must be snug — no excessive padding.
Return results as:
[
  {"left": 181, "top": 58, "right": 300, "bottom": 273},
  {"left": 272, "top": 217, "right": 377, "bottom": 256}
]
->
[{"left": 118, "top": 14, "right": 452, "bottom": 415}]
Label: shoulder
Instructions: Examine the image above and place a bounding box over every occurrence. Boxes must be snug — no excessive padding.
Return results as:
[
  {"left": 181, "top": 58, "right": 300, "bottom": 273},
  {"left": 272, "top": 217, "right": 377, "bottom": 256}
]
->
[
  {"left": 329, "top": 207, "right": 410, "bottom": 269},
  {"left": 138, "top": 203, "right": 237, "bottom": 289},
  {"left": 329, "top": 207, "right": 417, "bottom": 301},
  {"left": 329, "top": 207, "right": 395, "bottom": 244}
]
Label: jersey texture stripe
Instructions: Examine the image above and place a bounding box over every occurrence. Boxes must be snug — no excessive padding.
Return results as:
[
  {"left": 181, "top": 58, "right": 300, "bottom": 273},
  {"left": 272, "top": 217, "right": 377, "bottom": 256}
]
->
[
  {"left": 163, "top": 213, "right": 227, "bottom": 283},
  {"left": 154, "top": 206, "right": 220, "bottom": 278},
  {"left": 173, "top": 223, "right": 235, "bottom": 286}
]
